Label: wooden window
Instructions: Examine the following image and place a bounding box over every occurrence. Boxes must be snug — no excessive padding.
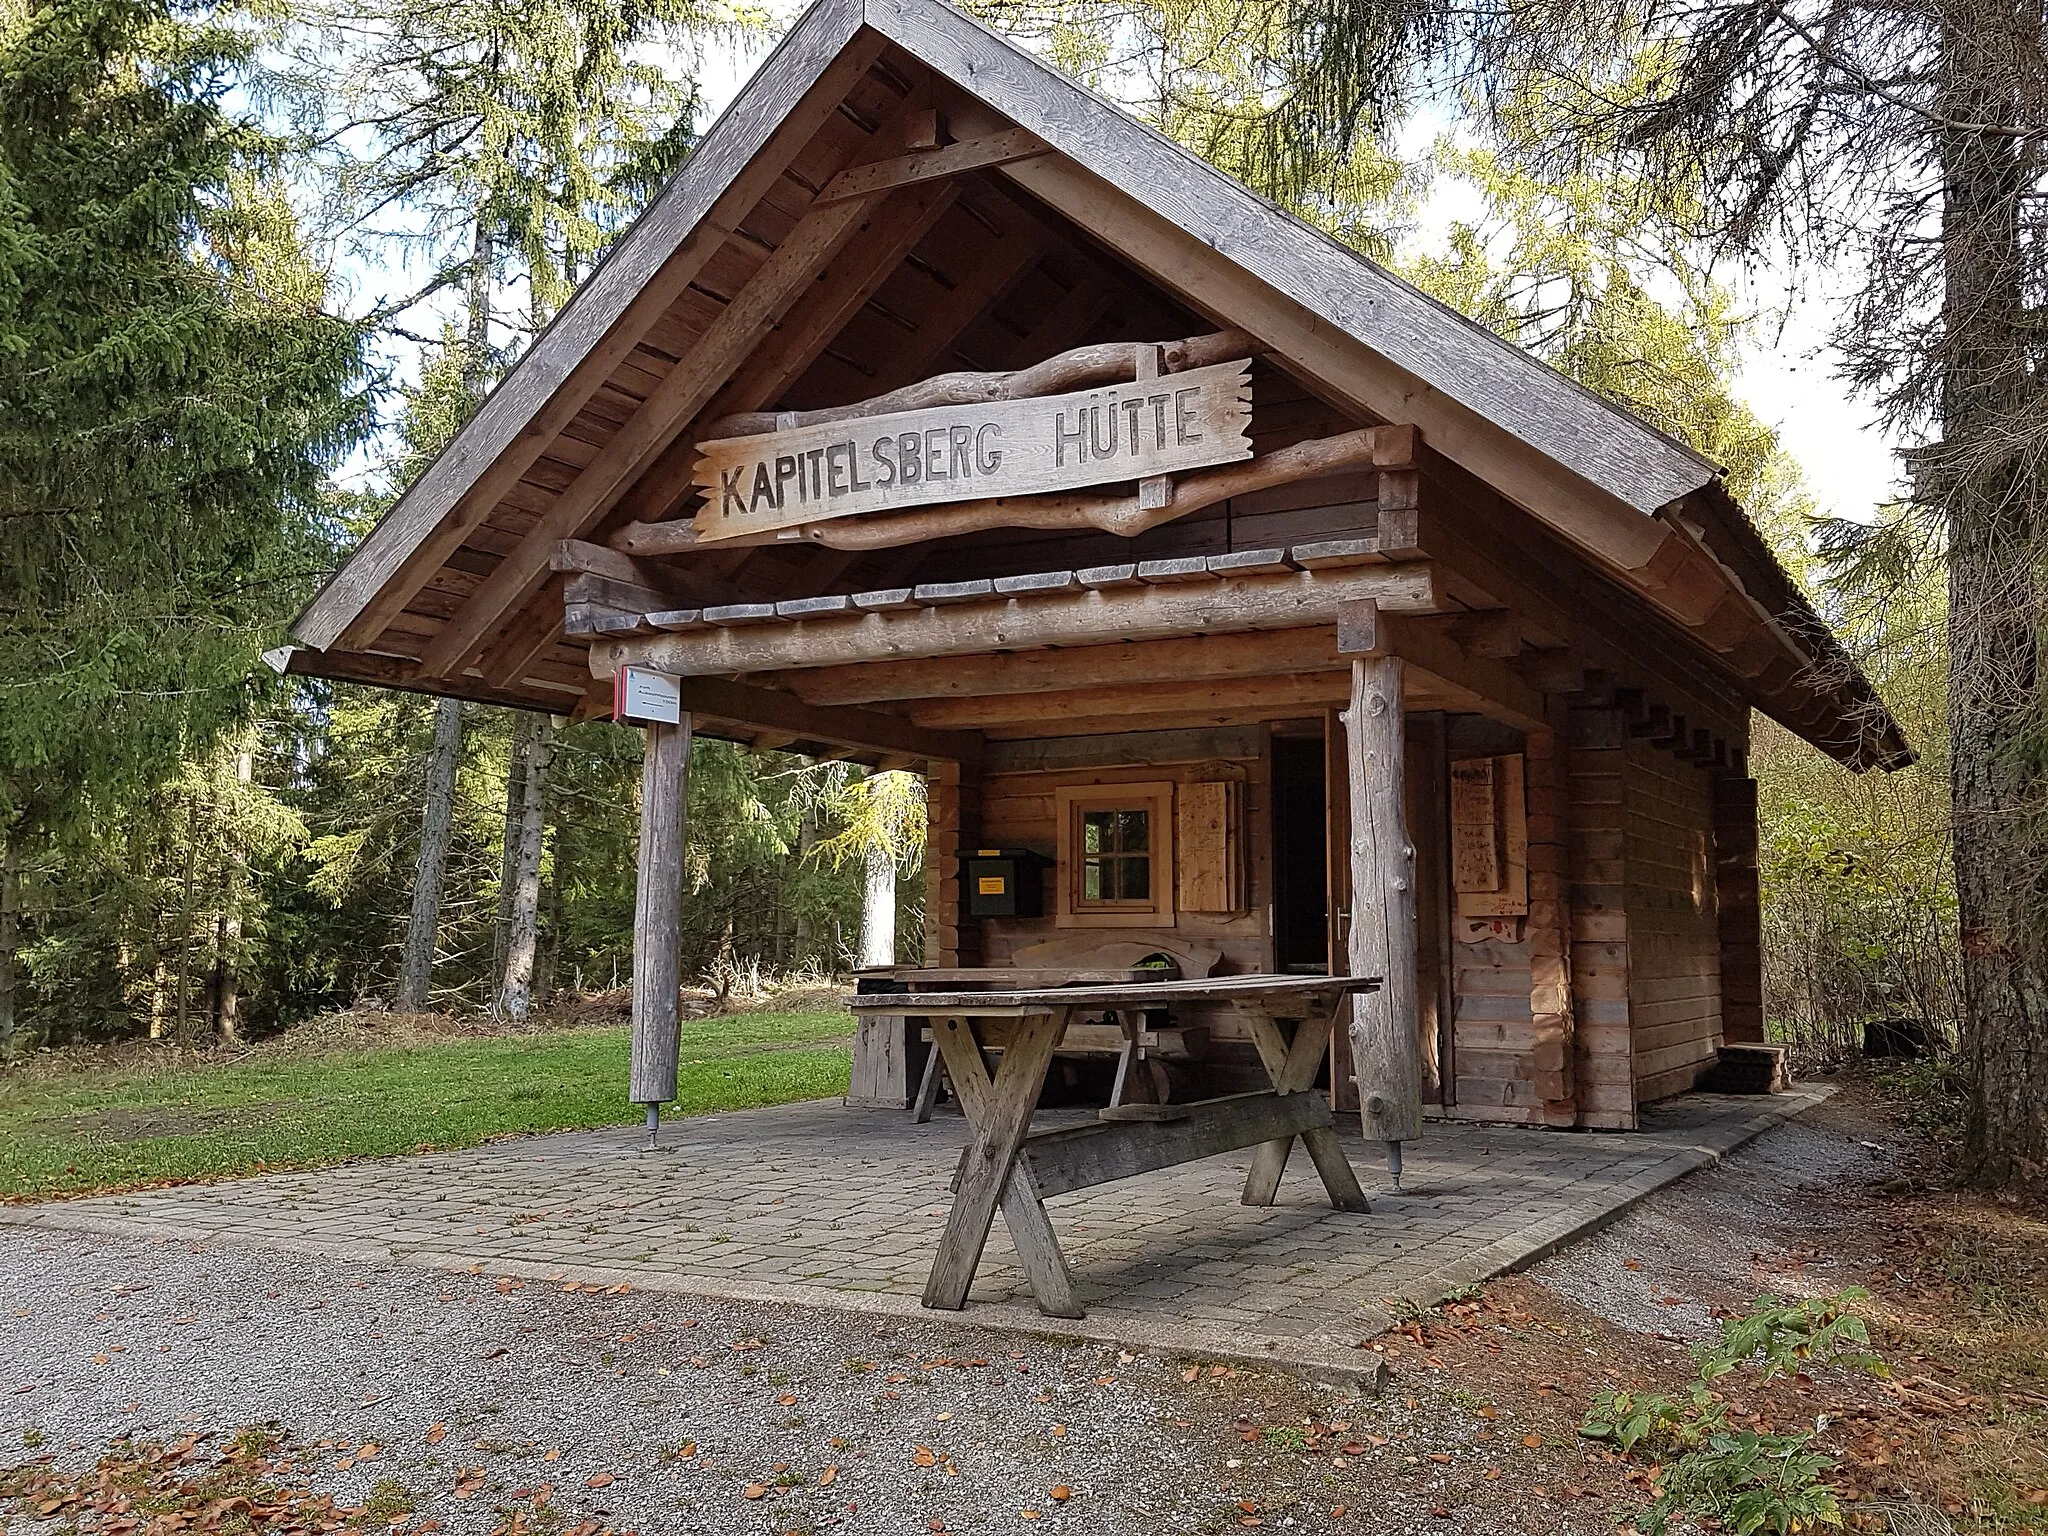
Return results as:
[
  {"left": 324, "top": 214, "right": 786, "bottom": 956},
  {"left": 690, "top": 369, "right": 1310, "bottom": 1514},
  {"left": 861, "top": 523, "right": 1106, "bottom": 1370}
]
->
[{"left": 1055, "top": 783, "right": 1176, "bottom": 927}]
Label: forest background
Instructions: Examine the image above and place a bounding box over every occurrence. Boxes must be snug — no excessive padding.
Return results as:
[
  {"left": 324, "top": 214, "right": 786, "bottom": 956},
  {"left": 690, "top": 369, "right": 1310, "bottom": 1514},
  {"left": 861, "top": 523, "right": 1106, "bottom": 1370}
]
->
[{"left": 0, "top": 0, "right": 1951, "bottom": 1073}]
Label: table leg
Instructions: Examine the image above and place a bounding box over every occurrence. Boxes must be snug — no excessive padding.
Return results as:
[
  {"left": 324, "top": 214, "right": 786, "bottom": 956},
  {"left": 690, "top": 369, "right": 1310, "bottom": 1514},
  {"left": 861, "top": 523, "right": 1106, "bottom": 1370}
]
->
[
  {"left": 912, "top": 1039, "right": 944, "bottom": 1123},
  {"left": 922, "top": 1010, "right": 1078, "bottom": 1315},
  {"left": 1240, "top": 1004, "right": 1370, "bottom": 1213},
  {"left": 1108, "top": 1011, "right": 1139, "bottom": 1108}
]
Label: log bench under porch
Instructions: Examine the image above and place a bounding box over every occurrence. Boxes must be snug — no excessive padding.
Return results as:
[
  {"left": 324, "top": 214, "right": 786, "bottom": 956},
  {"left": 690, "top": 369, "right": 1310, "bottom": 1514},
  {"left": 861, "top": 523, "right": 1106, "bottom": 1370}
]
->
[
  {"left": 847, "top": 973, "right": 1380, "bottom": 1319},
  {"left": 854, "top": 963, "right": 1213, "bottom": 1118}
]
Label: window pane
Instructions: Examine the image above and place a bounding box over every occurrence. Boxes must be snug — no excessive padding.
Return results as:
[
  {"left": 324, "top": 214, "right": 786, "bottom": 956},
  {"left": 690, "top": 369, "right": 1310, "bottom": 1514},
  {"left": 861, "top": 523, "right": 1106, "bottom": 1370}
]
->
[
  {"left": 1083, "top": 858, "right": 1103, "bottom": 900},
  {"left": 1122, "top": 854, "right": 1149, "bottom": 900},
  {"left": 1117, "top": 809, "right": 1149, "bottom": 851},
  {"left": 1082, "top": 810, "right": 1113, "bottom": 854}
]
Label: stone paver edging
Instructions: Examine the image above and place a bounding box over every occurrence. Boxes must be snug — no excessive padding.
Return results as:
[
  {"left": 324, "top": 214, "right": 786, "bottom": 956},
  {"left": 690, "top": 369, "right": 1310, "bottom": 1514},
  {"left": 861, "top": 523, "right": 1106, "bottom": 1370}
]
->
[{"left": 4, "top": 1087, "right": 1831, "bottom": 1390}]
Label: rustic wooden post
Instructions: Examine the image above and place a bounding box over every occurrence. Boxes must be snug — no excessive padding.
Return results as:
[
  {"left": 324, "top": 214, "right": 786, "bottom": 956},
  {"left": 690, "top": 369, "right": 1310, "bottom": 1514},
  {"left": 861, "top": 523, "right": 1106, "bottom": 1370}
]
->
[
  {"left": 1336, "top": 599, "right": 1424, "bottom": 1185},
  {"left": 632, "top": 711, "right": 692, "bottom": 1144}
]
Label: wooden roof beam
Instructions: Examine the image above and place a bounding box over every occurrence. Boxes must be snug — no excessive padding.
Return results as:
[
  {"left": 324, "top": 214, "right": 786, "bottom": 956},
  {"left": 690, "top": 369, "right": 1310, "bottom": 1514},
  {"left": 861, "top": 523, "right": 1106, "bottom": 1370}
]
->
[
  {"left": 670, "top": 675, "right": 981, "bottom": 765},
  {"left": 592, "top": 561, "right": 1440, "bottom": 680},
  {"left": 611, "top": 178, "right": 968, "bottom": 531},
  {"left": 812, "top": 125, "right": 1049, "bottom": 204},
  {"left": 297, "top": 4, "right": 886, "bottom": 653},
  {"left": 857, "top": 217, "right": 1050, "bottom": 394},
  {"left": 776, "top": 625, "right": 1349, "bottom": 706},
  {"left": 1335, "top": 599, "right": 1548, "bottom": 734},
  {"left": 906, "top": 671, "right": 1351, "bottom": 728},
  {"left": 414, "top": 92, "right": 945, "bottom": 681}
]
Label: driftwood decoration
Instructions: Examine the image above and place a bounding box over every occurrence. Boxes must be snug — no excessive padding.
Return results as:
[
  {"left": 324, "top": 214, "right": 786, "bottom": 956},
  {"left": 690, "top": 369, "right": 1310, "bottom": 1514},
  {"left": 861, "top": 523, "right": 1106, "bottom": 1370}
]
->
[
  {"left": 700, "top": 327, "right": 1258, "bottom": 439},
  {"left": 616, "top": 423, "right": 1419, "bottom": 557}
]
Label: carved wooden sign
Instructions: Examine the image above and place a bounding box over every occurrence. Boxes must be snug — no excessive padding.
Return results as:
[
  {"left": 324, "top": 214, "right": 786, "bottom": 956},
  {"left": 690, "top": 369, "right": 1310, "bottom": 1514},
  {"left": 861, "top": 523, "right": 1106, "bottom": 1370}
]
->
[{"left": 690, "top": 359, "right": 1252, "bottom": 542}]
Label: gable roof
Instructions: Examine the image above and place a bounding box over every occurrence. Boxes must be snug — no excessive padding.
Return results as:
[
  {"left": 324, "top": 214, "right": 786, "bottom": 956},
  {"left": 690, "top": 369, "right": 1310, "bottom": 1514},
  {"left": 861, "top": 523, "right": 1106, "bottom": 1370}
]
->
[{"left": 291, "top": 0, "right": 1909, "bottom": 771}]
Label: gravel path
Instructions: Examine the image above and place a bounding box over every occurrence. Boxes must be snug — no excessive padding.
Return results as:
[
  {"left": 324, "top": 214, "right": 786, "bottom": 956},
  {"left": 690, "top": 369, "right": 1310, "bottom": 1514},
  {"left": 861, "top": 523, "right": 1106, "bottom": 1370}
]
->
[
  {"left": 1, "top": 1225, "right": 1613, "bottom": 1536},
  {"left": 0, "top": 1099, "right": 1895, "bottom": 1535}
]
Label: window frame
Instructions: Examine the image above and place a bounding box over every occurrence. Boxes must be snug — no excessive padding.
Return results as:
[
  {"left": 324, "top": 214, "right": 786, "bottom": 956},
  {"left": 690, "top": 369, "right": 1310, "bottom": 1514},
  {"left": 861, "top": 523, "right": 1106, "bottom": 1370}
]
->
[{"left": 1054, "top": 782, "right": 1176, "bottom": 928}]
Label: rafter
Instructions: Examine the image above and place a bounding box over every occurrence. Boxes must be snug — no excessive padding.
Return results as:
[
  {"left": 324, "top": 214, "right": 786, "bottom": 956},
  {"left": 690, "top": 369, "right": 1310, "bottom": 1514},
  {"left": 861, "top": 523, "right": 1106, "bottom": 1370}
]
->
[
  {"left": 413, "top": 102, "right": 943, "bottom": 680},
  {"left": 301, "top": 15, "right": 887, "bottom": 654}
]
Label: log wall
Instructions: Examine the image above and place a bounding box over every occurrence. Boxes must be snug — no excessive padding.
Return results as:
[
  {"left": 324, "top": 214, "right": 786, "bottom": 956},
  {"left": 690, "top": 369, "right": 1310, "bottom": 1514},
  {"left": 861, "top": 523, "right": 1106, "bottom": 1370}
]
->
[
  {"left": 975, "top": 735, "right": 1273, "bottom": 991},
  {"left": 1624, "top": 737, "right": 1723, "bottom": 1103},
  {"left": 1568, "top": 703, "right": 1636, "bottom": 1129}
]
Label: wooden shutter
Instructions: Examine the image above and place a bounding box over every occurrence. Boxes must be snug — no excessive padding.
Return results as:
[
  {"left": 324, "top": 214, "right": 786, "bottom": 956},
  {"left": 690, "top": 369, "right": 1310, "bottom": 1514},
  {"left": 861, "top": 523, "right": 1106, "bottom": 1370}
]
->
[
  {"left": 1176, "top": 780, "right": 1247, "bottom": 913},
  {"left": 1452, "top": 753, "right": 1528, "bottom": 918}
]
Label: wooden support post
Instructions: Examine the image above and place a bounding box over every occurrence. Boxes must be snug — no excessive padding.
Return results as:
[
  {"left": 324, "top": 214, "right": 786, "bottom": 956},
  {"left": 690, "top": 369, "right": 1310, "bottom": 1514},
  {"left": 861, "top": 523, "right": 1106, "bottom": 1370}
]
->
[
  {"left": 631, "top": 713, "right": 693, "bottom": 1137},
  {"left": 1713, "top": 774, "right": 1765, "bottom": 1044},
  {"left": 1323, "top": 708, "right": 1358, "bottom": 1113},
  {"left": 1343, "top": 645, "right": 1424, "bottom": 1177}
]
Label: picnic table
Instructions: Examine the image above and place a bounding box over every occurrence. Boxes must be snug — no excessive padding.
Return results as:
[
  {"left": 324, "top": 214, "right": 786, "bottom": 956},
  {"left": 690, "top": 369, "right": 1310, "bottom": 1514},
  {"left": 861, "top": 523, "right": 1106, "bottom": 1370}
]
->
[{"left": 846, "top": 973, "right": 1380, "bottom": 1319}]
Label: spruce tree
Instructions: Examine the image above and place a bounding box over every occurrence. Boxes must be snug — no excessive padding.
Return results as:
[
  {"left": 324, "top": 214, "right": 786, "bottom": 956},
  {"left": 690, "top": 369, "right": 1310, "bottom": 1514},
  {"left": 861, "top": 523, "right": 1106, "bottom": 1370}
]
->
[{"left": 0, "top": 0, "right": 366, "bottom": 1049}]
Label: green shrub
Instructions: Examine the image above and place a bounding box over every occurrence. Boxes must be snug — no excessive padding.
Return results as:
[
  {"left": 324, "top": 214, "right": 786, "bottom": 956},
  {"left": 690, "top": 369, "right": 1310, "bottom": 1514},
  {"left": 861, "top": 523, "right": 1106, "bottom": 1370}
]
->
[{"left": 1581, "top": 1290, "right": 1885, "bottom": 1535}]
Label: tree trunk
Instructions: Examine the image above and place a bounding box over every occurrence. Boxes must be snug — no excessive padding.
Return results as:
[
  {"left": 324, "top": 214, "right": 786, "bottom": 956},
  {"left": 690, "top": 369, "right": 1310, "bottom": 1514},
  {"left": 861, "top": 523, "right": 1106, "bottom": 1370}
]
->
[
  {"left": 858, "top": 848, "right": 897, "bottom": 969},
  {"left": 398, "top": 696, "right": 464, "bottom": 1011},
  {"left": 214, "top": 748, "right": 251, "bottom": 1045},
  {"left": 1939, "top": 4, "right": 2048, "bottom": 1196},
  {"left": 464, "top": 218, "right": 495, "bottom": 398},
  {"left": 794, "top": 807, "right": 818, "bottom": 967},
  {"left": 491, "top": 712, "right": 527, "bottom": 989},
  {"left": 0, "top": 823, "right": 20, "bottom": 1061},
  {"left": 496, "top": 712, "right": 552, "bottom": 1021},
  {"left": 175, "top": 793, "right": 197, "bottom": 1059}
]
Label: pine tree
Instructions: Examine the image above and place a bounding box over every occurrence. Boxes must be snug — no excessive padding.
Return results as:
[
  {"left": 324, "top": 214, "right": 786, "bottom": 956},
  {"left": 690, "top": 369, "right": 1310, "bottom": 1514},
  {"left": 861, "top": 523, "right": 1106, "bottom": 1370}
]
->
[{"left": 0, "top": 0, "right": 366, "bottom": 1050}]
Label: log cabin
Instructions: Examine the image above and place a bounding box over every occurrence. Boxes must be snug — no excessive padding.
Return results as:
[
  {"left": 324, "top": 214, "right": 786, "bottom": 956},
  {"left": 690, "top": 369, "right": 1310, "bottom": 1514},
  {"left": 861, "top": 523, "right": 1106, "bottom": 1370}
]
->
[{"left": 287, "top": 0, "right": 1911, "bottom": 1141}]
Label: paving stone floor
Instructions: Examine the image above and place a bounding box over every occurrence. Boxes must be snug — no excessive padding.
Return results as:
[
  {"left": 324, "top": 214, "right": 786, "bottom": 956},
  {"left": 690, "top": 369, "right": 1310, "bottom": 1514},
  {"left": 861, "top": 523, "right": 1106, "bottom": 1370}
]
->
[{"left": 2, "top": 1088, "right": 1826, "bottom": 1378}]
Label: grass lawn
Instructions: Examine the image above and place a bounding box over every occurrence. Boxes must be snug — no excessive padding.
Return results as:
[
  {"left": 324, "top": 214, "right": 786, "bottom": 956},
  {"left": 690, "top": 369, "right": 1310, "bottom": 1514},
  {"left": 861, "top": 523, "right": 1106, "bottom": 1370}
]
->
[{"left": 0, "top": 1010, "right": 851, "bottom": 1201}]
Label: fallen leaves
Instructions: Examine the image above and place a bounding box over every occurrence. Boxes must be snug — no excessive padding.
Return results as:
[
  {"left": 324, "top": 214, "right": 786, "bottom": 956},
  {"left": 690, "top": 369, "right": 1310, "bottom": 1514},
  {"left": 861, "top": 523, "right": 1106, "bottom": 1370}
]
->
[
  {"left": 818, "top": 1465, "right": 838, "bottom": 1486},
  {"left": 912, "top": 1447, "right": 939, "bottom": 1468},
  {"left": 582, "top": 1472, "right": 615, "bottom": 1490},
  {"left": 425, "top": 1422, "right": 447, "bottom": 1446},
  {"left": 1049, "top": 1485, "right": 1072, "bottom": 1502},
  {"left": 742, "top": 1484, "right": 767, "bottom": 1500}
]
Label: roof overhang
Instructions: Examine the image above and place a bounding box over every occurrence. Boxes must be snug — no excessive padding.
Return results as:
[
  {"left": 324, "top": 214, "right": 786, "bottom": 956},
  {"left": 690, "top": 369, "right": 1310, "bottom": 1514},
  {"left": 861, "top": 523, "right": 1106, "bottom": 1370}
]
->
[{"left": 291, "top": 0, "right": 1910, "bottom": 772}]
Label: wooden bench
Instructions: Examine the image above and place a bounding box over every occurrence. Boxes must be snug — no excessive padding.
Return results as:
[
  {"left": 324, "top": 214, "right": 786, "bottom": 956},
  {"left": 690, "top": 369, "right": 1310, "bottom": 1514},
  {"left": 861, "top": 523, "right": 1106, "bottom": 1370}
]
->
[
  {"left": 847, "top": 974, "right": 1379, "bottom": 1319},
  {"left": 854, "top": 965, "right": 1203, "bottom": 1120}
]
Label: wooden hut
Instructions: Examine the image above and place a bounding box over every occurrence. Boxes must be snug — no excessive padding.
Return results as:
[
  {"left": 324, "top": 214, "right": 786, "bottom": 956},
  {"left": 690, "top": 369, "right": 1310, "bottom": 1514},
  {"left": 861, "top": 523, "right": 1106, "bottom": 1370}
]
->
[{"left": 290, "top": 0, "right": 1910, "bottom": 1140}]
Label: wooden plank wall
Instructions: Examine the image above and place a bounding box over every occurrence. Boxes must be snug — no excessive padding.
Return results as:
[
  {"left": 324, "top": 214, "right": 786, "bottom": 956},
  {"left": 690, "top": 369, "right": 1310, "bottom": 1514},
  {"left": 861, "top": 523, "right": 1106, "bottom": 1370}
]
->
[
  {"left": 1567, "top": 703, "right": 1636, "bottom": 1129},
  {"left": 1438, "top": 717, "right": 1543, "bottom": 1122},
  {"left": 1524, "top": 708, "right": 1577, "bottom": 1125},
  {"left": 975, "top": 739, "right": 1273, "bottom": 1001},
  {"left": 1713, "top": 774, "right": 1765, "bottom": 1045},
  {"left": 1624, "top": 737, "right": 1723, "bottom": 1103},
  {"left": 925, "top": 760, "right": 982, "bottom": 967}
]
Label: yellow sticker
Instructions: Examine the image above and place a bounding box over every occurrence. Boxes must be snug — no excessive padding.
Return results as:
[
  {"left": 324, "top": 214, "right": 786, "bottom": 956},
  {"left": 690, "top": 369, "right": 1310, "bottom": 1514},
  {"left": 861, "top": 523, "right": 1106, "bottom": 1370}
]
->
[
  {"left": 976, "top": 849, "right": 1002, "bottom": 857},
  {"left": 977, "top": 876, "right": 1007, "bottom": 896}
]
